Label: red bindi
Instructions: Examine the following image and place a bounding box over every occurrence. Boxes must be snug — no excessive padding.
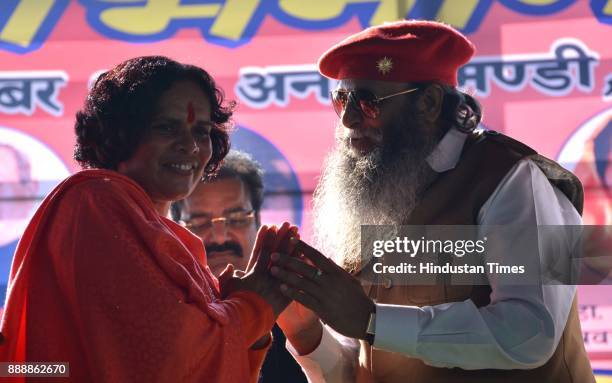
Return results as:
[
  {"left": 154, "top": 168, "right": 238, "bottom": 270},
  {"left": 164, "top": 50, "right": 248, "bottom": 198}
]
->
[{"left": 187, "top": 102, "right": 195, "bottom": 124}]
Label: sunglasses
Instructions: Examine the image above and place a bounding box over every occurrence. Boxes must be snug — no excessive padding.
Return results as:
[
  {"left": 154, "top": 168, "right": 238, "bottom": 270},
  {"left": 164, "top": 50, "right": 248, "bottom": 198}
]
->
[{"left": 330, "top": 87, "right": 420, "bottom": 119}]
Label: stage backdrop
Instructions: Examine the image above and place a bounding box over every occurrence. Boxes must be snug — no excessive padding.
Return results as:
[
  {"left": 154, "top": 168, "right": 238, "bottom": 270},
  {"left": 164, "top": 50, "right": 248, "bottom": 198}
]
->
[{"left": 0, "top": 0, "right": 610, "bottom": 379}]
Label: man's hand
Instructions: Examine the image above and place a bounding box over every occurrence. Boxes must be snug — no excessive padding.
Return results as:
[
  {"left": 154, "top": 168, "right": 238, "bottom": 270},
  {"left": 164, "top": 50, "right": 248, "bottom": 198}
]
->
[{"left": 270, "top": 240, "right": 375, "bottom": 340}]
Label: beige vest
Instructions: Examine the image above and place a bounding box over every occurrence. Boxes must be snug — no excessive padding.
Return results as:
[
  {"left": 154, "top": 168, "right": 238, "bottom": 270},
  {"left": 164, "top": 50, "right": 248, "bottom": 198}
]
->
[{"left": 356, "top": 131, "right": 594, "bottom": 383}]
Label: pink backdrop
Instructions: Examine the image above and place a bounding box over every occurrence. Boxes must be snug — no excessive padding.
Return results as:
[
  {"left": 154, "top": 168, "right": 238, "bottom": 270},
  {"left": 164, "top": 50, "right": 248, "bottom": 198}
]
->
[{"left": 0, "top": 0, "right": 610, "bottom": 377}]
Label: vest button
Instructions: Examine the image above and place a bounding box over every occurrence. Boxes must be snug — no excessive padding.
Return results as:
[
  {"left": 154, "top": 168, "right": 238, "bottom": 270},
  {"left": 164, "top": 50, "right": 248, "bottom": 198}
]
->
[{"left": 383, "top": 277, "right": 393, "bottom": 289}]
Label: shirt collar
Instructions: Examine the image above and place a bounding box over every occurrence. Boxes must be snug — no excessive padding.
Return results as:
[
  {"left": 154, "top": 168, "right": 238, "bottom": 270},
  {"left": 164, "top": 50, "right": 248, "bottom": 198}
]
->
[{"left": 426, "top": 128, "right": 469, "bottom": 173}]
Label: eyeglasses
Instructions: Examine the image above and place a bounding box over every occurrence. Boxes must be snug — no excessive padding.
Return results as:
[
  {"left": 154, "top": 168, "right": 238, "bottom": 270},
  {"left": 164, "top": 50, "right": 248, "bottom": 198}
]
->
[
  {"left": 183, "top": 210, "right": 255, "bottom": 232},
  {"left": 330, "top": 87, "right": 419, "bottom": 119}
]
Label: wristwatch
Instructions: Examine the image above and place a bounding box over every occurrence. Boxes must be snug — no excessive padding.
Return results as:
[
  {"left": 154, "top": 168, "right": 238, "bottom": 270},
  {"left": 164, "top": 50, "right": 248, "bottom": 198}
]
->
[{"left": 365, "top": 306, "right": 376, "bottom": 346}]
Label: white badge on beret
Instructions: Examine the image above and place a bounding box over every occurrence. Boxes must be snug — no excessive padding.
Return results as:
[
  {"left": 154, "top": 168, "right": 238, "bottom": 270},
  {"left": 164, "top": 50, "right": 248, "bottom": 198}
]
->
[{"left": 376, "top": 56, "right": 393, "bottom": 75}]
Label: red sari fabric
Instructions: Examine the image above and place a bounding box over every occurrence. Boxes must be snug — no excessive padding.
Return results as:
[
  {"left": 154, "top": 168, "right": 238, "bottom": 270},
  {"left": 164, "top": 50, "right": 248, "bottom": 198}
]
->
[{"left": 0, "top": 169, "right": 274, "bottom": 382}]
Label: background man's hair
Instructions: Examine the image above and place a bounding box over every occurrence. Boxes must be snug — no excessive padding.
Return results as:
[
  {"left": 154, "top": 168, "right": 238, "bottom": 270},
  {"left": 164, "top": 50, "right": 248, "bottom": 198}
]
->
[{"left": 171, "top": 150, "right": 265, "bottom": 225}]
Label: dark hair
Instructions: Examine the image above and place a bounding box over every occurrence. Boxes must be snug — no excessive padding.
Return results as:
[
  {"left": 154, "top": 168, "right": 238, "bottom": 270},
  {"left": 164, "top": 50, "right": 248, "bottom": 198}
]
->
[
  {"left": 411, "top": 82, "right": 483, "bottom": 137},
  {"left": 74, "top": 56, "right": 233, "bottom": 176},
  {"left": 438, "top": 84, "right": 482, "bottom": 133},
  {"left": 171, "top": 150, "right": 265, "bottom": 225}
]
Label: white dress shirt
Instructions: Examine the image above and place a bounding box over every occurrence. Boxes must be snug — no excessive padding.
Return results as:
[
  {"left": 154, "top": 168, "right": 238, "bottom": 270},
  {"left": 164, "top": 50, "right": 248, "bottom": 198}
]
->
[{"left": 289, "top": 129, "right": 581, "bottom": 382}]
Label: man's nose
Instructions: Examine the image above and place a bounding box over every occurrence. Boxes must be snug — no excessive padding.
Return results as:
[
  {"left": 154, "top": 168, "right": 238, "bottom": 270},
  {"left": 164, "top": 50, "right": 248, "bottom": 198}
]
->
[
  {"left": 208, "top": 220, "right": 229, "bottom": 244},
  {"left": 341, "top": 98, "right": 362, "bottom": 129}
]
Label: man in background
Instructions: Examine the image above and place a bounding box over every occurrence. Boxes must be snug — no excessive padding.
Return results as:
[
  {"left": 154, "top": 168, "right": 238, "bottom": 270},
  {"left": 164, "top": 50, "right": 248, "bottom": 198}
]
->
[{"left": 172, "top": 150, "right": 307, "bottom": 383}]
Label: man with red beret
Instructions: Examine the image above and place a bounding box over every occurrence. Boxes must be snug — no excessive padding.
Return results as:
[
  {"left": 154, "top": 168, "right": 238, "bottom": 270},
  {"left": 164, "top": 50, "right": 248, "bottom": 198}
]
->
[{"left": 270, "top": 20, "right": 595, "bottom": 382}]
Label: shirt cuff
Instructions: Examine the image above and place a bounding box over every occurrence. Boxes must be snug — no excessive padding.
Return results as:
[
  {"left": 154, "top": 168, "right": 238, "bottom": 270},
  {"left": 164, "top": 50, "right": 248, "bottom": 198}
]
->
[
  {"left": 374, "top": 303, "right": 419, "bottom": 356},
  {"left": 286, "top": 323, "right": 345, "bottom": 376}
]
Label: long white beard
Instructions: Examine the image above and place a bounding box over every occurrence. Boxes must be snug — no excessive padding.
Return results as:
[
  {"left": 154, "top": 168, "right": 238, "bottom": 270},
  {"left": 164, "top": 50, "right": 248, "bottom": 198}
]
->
[{"left": 312, "top": 126, "right": 439, "bottom": 273}]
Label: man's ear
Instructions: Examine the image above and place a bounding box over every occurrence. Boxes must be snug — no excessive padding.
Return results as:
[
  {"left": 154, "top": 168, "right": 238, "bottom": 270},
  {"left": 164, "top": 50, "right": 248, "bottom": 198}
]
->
[{"left": 415, "top": 83, "right": 444, "bottom": 123}]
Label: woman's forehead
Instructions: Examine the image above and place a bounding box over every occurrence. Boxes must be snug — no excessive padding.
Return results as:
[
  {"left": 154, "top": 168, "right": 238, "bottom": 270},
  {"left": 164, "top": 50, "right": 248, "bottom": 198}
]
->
[
  {"left": 153, "top": 82, "right": 211, "bottom": 119},
  {"left": 160, "top": 81, "right": 209, "bottom": 103}
]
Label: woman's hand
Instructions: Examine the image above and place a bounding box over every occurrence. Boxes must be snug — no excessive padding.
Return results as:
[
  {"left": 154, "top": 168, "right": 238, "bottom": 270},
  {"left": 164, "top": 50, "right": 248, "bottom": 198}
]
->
[
  {"left": 277, "top": 300, "right": 322, "bottom": 355},
  {"left": 219, "top": 223, "right": 298, "bottom": 318}
]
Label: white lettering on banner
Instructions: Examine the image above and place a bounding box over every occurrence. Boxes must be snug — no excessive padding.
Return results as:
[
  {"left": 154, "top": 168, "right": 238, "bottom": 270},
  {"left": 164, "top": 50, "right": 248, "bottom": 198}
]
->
[
  {"left": 236, "top": 39, "right": 601, "bottom": 109},
  {"left": 235, "top": 64, "right": 336, "bottom": 109},
  {"left": 0, "top": 71, "right": 68, "bottom": 116},
  {"left": 459, "top": 39, "right": 598, "bottom": 97}
]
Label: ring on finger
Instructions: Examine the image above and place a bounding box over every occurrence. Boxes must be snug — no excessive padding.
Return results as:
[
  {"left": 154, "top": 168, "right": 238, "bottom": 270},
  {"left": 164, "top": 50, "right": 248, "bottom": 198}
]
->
[{"left": 312, "top": 268, "right": 324, "bottom": 282}]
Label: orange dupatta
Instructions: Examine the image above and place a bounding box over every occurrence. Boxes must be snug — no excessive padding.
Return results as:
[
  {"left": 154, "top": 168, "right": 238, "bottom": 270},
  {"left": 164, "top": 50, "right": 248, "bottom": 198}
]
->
[{"left": 0, "top": 170, "right": 273, "bottom": 382}]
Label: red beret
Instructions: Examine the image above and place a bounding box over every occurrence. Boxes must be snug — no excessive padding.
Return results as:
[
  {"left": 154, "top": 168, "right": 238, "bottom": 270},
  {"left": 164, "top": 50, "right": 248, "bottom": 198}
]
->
[{"left": 318, "top": 20, "right": 475, "bottom": 86}]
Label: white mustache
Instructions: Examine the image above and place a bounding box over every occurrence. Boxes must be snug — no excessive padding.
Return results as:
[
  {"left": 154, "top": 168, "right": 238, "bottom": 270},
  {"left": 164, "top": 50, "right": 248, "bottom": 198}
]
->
[{"left": 343, "top": 130, "right": 381, "bottom": 141}]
